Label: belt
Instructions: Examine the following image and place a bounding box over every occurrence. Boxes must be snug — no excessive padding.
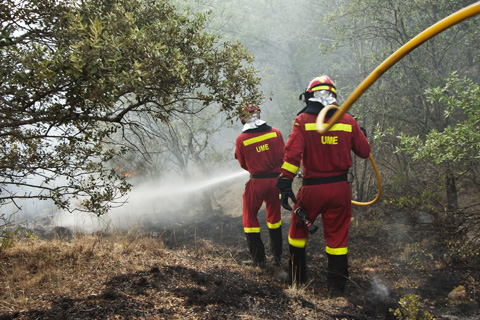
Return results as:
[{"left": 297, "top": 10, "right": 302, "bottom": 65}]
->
[
  {"left": 302, "top": 173, "right": 348, "bottom": 186},
  {"left": 250, "top": 172, "right": 280, "bottom": 179}
]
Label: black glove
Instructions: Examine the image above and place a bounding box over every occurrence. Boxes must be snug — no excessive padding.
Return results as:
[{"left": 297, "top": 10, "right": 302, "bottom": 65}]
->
[
  {"left": 360, "top": 127, "right": 367, "bottom": 138},
  {"left": 350, "top": 112, "right": 367, "bottom": 138},
  {"left": 276, "top": 177, "right": 297, "bottom": 211}
]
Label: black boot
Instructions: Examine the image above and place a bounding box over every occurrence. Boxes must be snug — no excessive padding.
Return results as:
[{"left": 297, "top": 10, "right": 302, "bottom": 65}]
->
[
  {"left": 326, "top": 253, "right": 349, "bottom": 297},
  {"left": 269, "top": 226, "right": 283, "bottom": 266},
  {"left": 288, "top": 245, "right": 306, "bottom": 285},
  {"left": 245, "top": 233, "right": 266, "bottom": 268}
]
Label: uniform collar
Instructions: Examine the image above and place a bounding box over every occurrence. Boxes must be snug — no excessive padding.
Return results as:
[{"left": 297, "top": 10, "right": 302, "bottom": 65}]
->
[
  {"left": 242, "top": 122, "right": 271, "bottom": 133},
  {"left": 297, "top": 101, "right": 337, "bottom": 117},
  {"left": 242, "top": 119, "right": 267, "bottom": 132}
]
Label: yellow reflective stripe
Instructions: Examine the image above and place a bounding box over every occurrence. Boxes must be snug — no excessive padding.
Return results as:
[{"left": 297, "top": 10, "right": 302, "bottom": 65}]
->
[
  {"left": 281, "top": 162, "right": 299, "bottom": 174},
  {"left": 288, "top": 236, "right": 307, "bottom": 248},
  {"left": 311, "top": 85, "right": 337, "bottom": 93},
  {"left": 326, "top": 246, "right": 348, "bottom": 255},
  {"left": 267, "top": 221, "right": 281, "bottom": 229},
  {"left": 305, "top": 123, "right": 352, "bottom": 132},
  {"left": 243, "top": 132, "right": 278, "bottom": 146},
  {"left": 330, "top": 124, "right": 352, "bottom": 132},
  {"left": 244, "top": 227, "right": 261, "bottom": 233}
]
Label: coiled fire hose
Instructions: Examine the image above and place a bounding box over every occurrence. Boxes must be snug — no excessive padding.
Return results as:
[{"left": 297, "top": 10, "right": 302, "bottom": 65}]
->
[{"left": 315, "top": 1, "right": 480, "bottom": 206}]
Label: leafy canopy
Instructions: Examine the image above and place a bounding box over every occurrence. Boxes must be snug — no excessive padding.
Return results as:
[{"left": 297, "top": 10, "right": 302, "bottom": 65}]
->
[
  {"left": 0, "top": 0, "right": 262, "bottom": 215},
  {"left": 399, "top": 72, "right": 480, "bottom": 166}
]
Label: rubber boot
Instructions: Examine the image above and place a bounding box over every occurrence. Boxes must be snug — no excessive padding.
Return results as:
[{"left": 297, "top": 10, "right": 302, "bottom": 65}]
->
[
  {"left": 268, "top": 226, "right": 282, "bottom": 266},
  {"left": 288, "top": 245, "right": 306, "bottom": 285},
  {"left": 245, "top": 233, "right": 266, "bottom": 268},
  {"left": 326, "top": 253, "right": 349, "bottom": 297}
]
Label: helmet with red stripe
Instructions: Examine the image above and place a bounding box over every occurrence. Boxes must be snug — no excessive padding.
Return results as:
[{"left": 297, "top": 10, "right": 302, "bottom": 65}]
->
[
  {"left": 300, "top": 75, "right": 338, "bottom": 105},
  {"left": 240, "top": 103, "right": 261, "bottom": 123},
  {"left": 306, "top": 75, "right": 337, "bottom": 97}
]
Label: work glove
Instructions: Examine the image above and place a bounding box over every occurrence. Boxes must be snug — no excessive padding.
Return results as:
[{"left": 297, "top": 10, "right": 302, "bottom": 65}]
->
[
  {"left": 350, "top": 112, "right": 367, "bottom": 138},
  {"left": 276, "top": 177, "right": 297, "bottom": 211}
]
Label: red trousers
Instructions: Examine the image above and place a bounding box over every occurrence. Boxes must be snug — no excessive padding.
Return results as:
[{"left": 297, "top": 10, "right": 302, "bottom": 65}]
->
[
  {"left": 288, "top": 181, "right": 351, "bottom": 253},
  {"left": 242, "top": 178, "right": 281, "bottom": 230}
]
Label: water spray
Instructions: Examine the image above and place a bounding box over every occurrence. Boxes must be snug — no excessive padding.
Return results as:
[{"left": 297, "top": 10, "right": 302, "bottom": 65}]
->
[
  {"left": 315, "top": 1, "right": 480, "bottom": 206},
  {"left": 56, "top": 170, "right": 250, "bottom": 232},
  {"left": 171, "top": 170, "right": 249, "bottom": 194}
]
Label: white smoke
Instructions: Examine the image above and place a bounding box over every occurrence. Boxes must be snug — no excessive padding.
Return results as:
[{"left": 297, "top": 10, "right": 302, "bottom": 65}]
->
[
  {"left": 54, "top": 170, "right": 249, "bottom": 232},
  {"left": 367, "top": 274, "right": 390, "bottom": 300}
]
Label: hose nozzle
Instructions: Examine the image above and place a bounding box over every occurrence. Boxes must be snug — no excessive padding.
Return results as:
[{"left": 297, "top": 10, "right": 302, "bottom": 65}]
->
[{"left": 294, "top": 206, "right": 318, "bottom": 234}]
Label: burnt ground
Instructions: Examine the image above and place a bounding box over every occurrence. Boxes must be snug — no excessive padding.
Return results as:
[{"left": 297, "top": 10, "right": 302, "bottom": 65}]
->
[
  {"left": 143, "top": 207, "right": 480, "bottom": 319},
  {"left": 1, "top": 186, "right": 480, "bottom": 319}
]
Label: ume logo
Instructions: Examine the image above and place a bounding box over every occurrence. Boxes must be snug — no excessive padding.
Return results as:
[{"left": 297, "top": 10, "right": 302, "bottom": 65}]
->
[
  {"left": 322, "top": 136, "right": 338, "bottom": 145},
  {"left": 256, "top": 144, "right": 269, "bottom": 152}
]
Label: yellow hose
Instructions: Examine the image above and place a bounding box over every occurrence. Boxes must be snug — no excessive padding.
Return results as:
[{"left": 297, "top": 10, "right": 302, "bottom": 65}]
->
[
  {"left": 317, "top": 1, "right": 480, "bottom": 134},
  {"left": 315, "top": 1, "right": 480, "bottom": 205},
  {"left": 351, "top": 154, "right": 382, "bottom": 206},
  {"left": 317, "top": 104, "right": 382, "bottom": 205}
]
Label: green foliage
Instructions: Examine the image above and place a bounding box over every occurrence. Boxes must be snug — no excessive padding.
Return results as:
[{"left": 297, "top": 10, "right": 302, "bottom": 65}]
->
[
  {"left": 0, "top": 214, "right": 38, "bottom": 251},
  {"left": 399, "top": 72, "right": 480, "bottom": 167},
  {"left": 0, "top": 0, "right": 261, "bottom": 215},
  {"left": 382, "top": 167, "right": 443, "bottom": 212},
  {"left": 402, "top": 242, "right": 435, "bottom": 272},
  {"left": 0, "top": 226, "right": 22, "bottom": 251},
  {"left": 0, "top": 213, "right": 14, "bottom": 250},
  {"left": 391, "top": 293, "right": 434, "bottom": 320},
  {"left": 386, "top": 196, "right": 420, "bottom": 209},
  {"left": 445, "top": 238, "right": 480, "bottom": 266},
  {"left": 385, "top": 192, "right": 441, "bottom": 212}
]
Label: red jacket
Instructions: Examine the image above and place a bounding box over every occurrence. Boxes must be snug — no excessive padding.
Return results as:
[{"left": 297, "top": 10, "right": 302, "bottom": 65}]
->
[
  {"left": 281, "top": 112, "right": 370, "bottom": 179},
  {"left": 235, "top": 125, "right": 285, "bottom": 175}
]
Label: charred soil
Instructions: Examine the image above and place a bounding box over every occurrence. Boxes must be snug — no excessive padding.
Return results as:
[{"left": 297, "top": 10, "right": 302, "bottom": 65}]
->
[{"left": 1, "top": 205, "right": 480, "bottom": 319}]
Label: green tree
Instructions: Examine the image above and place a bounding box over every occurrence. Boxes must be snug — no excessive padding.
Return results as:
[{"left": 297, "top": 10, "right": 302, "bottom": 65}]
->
[
  {"left": 0, "top": 0, "right": 261, "bottom": 215},
  {"left": 399, "top": 72, "right": 480, "bottom": 210}
]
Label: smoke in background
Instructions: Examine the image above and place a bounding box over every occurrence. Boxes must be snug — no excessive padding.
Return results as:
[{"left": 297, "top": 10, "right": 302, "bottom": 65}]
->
[{"left": 54, "top": 169, "right": 249, "bottom": 233}]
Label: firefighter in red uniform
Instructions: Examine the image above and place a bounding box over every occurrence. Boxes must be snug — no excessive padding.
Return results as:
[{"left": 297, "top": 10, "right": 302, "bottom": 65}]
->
[
  {"left": 276, "top": 76, "right": 370, "bottom": 296},
  {"left": 235, "top": 103, "right": 285, "bottom": 268}
]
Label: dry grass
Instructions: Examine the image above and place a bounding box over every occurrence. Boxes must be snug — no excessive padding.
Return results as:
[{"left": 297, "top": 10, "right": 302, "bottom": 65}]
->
[
  {"left": 2, "top": 205, "right": 480, "bottom": 319},
  {"left": 1, "top": 233, "right": 162, "bottom": 313},
  {"left": 0, "top": 232, "right": 363, "bottom": 320}
]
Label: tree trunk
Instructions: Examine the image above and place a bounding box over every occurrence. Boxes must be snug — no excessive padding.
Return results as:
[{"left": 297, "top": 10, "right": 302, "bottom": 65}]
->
[{"left": 446, "top": 170, "right": 458, "bottom": 212}]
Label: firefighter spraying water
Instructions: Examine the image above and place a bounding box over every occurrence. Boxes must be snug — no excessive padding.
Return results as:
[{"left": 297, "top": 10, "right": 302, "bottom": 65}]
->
[{"left": 235, "top": 103, "right": 286, "bottom": 269}]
